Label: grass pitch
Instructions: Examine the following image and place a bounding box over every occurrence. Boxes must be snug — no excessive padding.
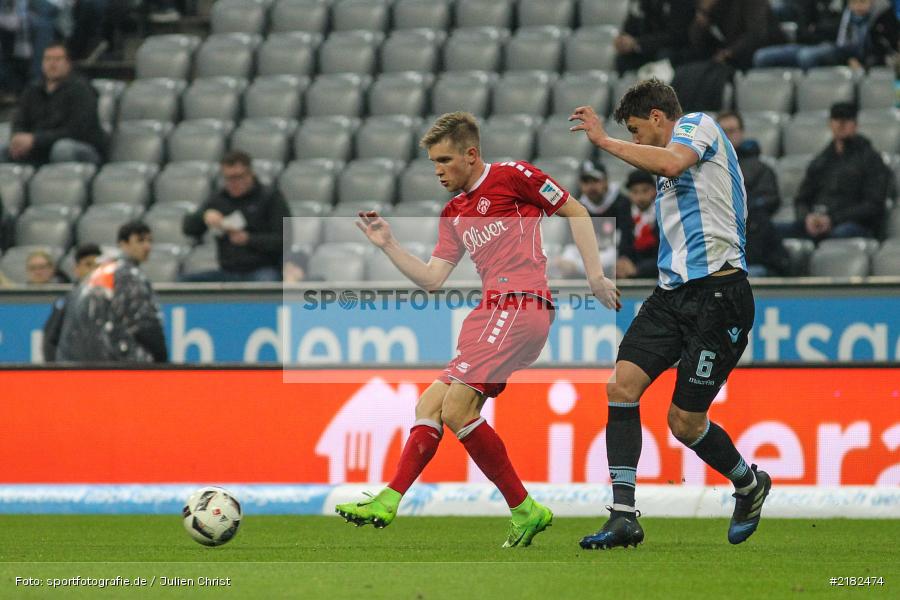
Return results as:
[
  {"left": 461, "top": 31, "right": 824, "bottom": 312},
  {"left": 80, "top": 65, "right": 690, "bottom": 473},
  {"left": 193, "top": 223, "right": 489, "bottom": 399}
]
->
[{"left": 1, "top": 515, "right": 897, "bottom": 599}]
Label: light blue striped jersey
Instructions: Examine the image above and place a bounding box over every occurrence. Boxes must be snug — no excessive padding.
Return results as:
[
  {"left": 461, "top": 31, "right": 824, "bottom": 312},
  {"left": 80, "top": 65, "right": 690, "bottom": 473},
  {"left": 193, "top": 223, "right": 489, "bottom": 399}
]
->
[{"left": 654, "top": 112, "right": 747, "bottom": 289}]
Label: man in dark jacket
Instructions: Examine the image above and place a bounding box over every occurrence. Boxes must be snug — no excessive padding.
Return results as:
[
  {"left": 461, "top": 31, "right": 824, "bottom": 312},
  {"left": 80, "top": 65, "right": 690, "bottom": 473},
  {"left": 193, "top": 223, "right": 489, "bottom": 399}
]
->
[
  {"left": 689, "top": 0, "right": 787, "bottom": 70},
  {"left": 616, "top": 170, "right": 659, "bottom": 279},
  {"left": 42, "top": 243, "right": 101, "bottom": 362},
  {"left": 57, "top": 222, "right": 168, "bottom": 363},
  {"left": 1, "top": 42, "right": 106, "bottom": 165},
  {"left": 181, "top": 150, "right": 290, "bottom": 282},
  {"left": 784, "top": 102, "right": 889, "bottom": 241},
  {"left": 718, "top": 111, "right": 789, "bottom": 276},
  {"left": 614, "top": 0, "right": 697, "bottom": 73}
]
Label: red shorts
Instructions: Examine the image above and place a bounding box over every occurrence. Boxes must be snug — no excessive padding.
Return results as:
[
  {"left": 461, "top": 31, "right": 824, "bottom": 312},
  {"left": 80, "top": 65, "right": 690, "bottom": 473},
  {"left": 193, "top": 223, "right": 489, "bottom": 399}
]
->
[{"left": 438, "top": 293, "right": 554, "bottom": 397}]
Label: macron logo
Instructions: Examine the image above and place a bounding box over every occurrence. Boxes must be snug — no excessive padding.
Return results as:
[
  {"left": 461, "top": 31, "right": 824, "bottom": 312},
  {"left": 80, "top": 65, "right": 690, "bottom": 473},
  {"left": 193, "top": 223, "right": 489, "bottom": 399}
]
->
[{"left": 727, "top": 327, "right": 742, "bottom": 343}]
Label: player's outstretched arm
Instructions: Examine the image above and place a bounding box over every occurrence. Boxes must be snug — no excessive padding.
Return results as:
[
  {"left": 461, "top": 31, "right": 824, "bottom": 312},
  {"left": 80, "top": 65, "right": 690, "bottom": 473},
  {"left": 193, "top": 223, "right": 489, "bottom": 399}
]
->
[
  {"left": 568, "top": 106, "right": 696, "bottom": 178},
  {"left": 356, "top": 211, "right": 454, "bottom": 291},
  {"left": 555, "top": 198, "right": 621, "bottom": 311}
]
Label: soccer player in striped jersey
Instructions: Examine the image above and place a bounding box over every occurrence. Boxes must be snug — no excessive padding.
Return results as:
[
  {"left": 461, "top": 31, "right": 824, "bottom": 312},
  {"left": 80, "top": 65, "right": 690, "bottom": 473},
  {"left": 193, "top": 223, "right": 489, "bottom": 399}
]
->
[{"left": 569, "top": 79, "right": 771, "bottom": 549}]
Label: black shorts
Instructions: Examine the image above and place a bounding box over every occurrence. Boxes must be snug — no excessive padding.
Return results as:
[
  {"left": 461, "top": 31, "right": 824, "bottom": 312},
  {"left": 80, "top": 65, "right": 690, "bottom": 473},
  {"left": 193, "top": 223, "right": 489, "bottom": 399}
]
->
[{"left": 617, "top": 270, "right": 755, "bottom": 412}]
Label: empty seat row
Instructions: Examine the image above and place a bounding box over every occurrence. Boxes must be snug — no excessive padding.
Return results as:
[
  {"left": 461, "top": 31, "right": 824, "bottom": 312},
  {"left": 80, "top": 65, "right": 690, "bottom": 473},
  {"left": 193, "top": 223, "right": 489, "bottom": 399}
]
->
[{"left": 735, "top": 67, "right": 895, "bottom": 113}]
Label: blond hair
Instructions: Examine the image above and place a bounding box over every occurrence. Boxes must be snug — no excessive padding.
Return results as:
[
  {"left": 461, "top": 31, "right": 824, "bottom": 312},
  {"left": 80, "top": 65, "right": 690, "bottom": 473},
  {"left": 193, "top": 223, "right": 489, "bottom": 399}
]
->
[{"left": 419, "top": 111, "right": 481, "bottom": 154}]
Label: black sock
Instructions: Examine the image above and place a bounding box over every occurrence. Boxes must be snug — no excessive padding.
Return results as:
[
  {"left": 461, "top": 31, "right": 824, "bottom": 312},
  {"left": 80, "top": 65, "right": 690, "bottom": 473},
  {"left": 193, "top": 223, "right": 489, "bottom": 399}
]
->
[
  {"left": 607, "top": 404, "right": 642, "bottom": 510},
  {"left": 688, "top": 421, "right": 755, "bottom": 491}
]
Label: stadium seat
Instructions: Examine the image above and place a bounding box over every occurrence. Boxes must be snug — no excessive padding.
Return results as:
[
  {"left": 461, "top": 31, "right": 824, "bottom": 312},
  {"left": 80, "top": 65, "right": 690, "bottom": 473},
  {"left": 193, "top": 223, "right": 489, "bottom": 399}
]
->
[
  {"left": 0, "top": 164, "right": 33, "bottom": 216},
  {"left": 872, "top": 245, "right": 900, "bottom": 276},
  {"left": 796, "top": 67, "right": 856, "bottom": 112},
  {"left": 783, "top": 113, "right": 832, "bottom": 156},
  {"left": 580, "top": 0, "right": 629, "bottom": 26},
  {"left": 809, "top": 245, "right": 869, "bottom": 278},
  {"left": 818, "top": 237, "right": 880, "bottom": 255},
  {"left": 356, "top": 115, "right": 419, "bottom": 161},
  {"left": 431, "top": 71, "right": 495, "bottom": 117},
  {"left": 134, "top": 35, "right": 200, "bottom": 80},
  {"left": 742, "top": 111, "right": 785, "bottom": 158},
  {"left": 270, "top": 0, "right": 329, "bottom": 34},
  {"left": 775, "top": 154, "right": 813, "bottom": 200},
  {"left": 230, "top": 118, "right": 298, "bottom": 162},
  {"left": 109, "top": 120, "right": 171, "bottom": 164},
  {"left": 379, "top": 29, "right": 444, "bottom": 73},
  {"left": 77, "top": 204, "right": 144, "bottom": 246},
  {"left": 517, "top": 0, "right": 575, "bottom": 27},
  {"left": 735, "top": 70, "right": 796, "bottom": 113},
  {"left": 92, "top": 79, "right": 126, "bottom": 131},
  {"left": 309, "top": 243, "right": 367, "bottom": 281},
  {"left": 257, "top": 32, "right": 320, "bottom": 78},
  {"left": 504, "top": 26, "right": 566, "bottom": 73},
  {"left": 322, "top": 210, "right": 369, "bottom": 244},
  {"left": 368, "top": 72, "right": 432, "bottom": 117},
  {"left": 286, "top": 214, "right": 323, "bottom": 249},
  {"left": 858, "top": 109, "right": 900, "bottom": 154},
  {"left": 605, "top": 118, "right": 633, "bottom": 142},
  {"left": 398, "top": 158, "right": 452, "bottom": 204},
  {"left": 167, "top": 119, "right": 232, "bottom": 163},
  {"left": 251, "top": 159, "right": 285, "bottom": 186},
  {"left": 443, "top": 27, "right": 506, "bottom": 72},
  {"left": 332, "top": 0, "right": 391, "bottom": 31},
  {"left": 287, "top": 199, "right": 326, "bottom": 216},
  {"left": 337, "top": 158, "right": 399, "bottom": 206},
  {"left": 142, "top": 252, "right": 182, "bottom": 283},
  {"left": 492, "top": 70, "right": 554, "bottom": 116},
  {"left": 392, "top": 0, "right": 451, "bottom": 30},
  {"left": 181, "top": 244, "right": 219, "bottom": 275},
  {"left": 541, "top": 215, "right": 571, "bottom": 245},
  {"left": 481, "top": 115, "right": 538, "bottom": 162},
  {"left": 15, "top": 208, "right": 73, "bottom": 248},
  {"left": 318, "top": 30, "right": 383, "bottom": 76},
  {"left": 365, "top": 250, "right": 407, "bottom": 281},
  {"left": 294, "top": 116, "right": 359, "bottom": 161},
  {"left": 278, "top": 159, "right": 341, "bottom": 206},
  {"left": 782, "top": 238, "right": 814, "bottom": 275},
  {"left": 391, "top": 200, "right": 442, "bottom": 216},
  {"left": 305, "top": 74, "right": 369, "bottom": 118},
  {"left": 455, "top": 0, "right": 513, "bottom": 28},
  {"left": 91, "top": 162, "right": 157, "bottom": 207},
  {"left": 533, "top": 156, "right": 580, "bottom": 196},
  {"left": 144, "top": 202, "right": 197, "bottom": 245},
  {"left": 535, "top": 114, "right": 595, "bottom": 161},
  {"left": 612, "top": 73, "right": 639, "bottom": 106},
  {"left": 886, "top": 204, "right": 900, "bottom": 239},
  {"left": 0, "top": 245, "right": 64, "bottom": 283},
  {"left": 153, "top": 161, "right": 216, "bottom": 207},
  {"left": 552, "top": 70, "right": 611, "bottom": 118},
  {"left": 860, "top": 69, "right": 895, "bottom": 110},
  {"left": 210, "top": 0, "right": 268, "bottom": 35},
  {"left": 194, "top": 33, "right": 261, "bottom": 80},
  {"left": 565, "top": 26, "right": 618, "bottom": 72},
  {"left": 603, "top": 157, "right": 633, "bottom": 185},
  {"left": 28, "top": 163, "right": 95, "bottom": 207},
  {"left": 117, "top": 78, "right": 185, "bottom": 123},
  {"left": 181, "top": 77, "right": 245, "bottom": 122},
  {"left": 244, "top": 75, "right": 307, "bottom": 120},
  {"left": 443, "top": 255, "right": 480, "bottom": 285}
]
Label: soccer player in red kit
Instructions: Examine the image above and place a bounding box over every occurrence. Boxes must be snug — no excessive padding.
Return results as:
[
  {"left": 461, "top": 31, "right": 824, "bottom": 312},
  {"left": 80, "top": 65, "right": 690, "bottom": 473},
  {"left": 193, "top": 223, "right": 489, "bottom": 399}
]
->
[{"left": 335, "top": 111, "right": 620, "bottom": 547}]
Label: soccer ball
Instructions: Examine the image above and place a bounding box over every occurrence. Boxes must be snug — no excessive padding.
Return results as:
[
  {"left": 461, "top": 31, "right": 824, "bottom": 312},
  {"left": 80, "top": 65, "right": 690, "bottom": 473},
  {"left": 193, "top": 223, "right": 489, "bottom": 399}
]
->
[{"left": 182, "top": 486, "right": 242, "bottom": 547}]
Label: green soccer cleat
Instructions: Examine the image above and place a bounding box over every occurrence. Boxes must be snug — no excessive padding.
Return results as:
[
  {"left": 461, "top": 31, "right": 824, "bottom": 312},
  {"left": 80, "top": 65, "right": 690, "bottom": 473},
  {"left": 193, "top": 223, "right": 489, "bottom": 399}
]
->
[
  {"left": 335, "top": 489, "right": 400, "bottom": 529},
  {"left": 502, "top": 497, "right": 554, "bottom": 548}
]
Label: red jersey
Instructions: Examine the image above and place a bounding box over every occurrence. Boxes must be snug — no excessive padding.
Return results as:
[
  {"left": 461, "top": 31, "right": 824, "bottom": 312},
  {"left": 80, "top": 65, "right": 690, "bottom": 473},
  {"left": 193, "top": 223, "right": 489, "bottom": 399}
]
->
[{"left": 431, "top": 161, "right": 570, "bottom": 302}]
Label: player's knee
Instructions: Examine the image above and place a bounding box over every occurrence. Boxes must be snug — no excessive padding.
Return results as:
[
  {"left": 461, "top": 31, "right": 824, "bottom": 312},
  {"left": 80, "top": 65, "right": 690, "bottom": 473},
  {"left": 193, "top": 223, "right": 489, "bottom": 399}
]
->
[
  {"left": 667, "top": 405, "right": 706, "bottom": 445},
  {"left": 607, "top": 379, "right": 640, "bottom": 406}
]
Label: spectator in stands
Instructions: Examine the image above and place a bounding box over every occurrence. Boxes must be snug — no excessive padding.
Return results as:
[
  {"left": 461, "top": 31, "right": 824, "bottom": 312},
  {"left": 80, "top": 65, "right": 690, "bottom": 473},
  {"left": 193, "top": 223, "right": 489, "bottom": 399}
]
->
[
  {"left": 26, "top": 248, "right": 68, "bottom": 284},
  {"left": 753, "top": 0, "right": 888, "bottom": 69},
  {"left": 552, "top": 160, "right": 632, "bottom": 278},
  {"left": 616, "top": 170, "right": 659, "bottom": 280},
  {"left": 1, "top": 42, "right": 106, "bottom": 165},
  {"left": 57, "top": 221, "right": 168, "bottom": 363},
  {"left": 182, "top": 151, "right": 290, "bottom": 282},
  {"left": 283, "top": 248, "right": 308, "bottom": 284},
  {"left": 0, "top": 0, "right": 63, "bottom": 95},
  {"left": 789, "top": 0, "right": 846, "bottom": 45},
  {"left": 42, "top": 242, "right": 100, "bottom": 361},
  {"left": 614, "top": 0, "right": 697, "bottom": 74},
  {"left": 782, "top": 102, "right": 888, "bottom": 241},
  {"left": 718, "top": 111, "right": 790, "bottom": 276},
  {"left": 146, "top": 0, "right": 181, "bottom": 24},
  {"left": 688, "top": 0, "right": 786, "bottom": 70}
]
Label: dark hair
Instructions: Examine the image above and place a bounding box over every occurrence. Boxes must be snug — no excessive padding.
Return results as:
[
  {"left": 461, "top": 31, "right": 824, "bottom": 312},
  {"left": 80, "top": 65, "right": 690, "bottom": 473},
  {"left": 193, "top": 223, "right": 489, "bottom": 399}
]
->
[
  {"left": 829, "top": 102, "right": 858, "bottom": 121},
  {"left": 75, "top": 243, "right": 102, "bottom": 262},
  {"left": 625, "top": 169, "right": 656, "bottom": 189},
  {"left": 44, "top": 42, "right": 70, "bottom": 60},
  {"left": 117, "top": 221, "right": 151, "bottom": 243},
  {"left": 716, "top": 110, "right": 744, "bottom": 130},
  {"left": 613, "top": 78, "right": 683, "bottom": 124},
  {"left": 221, "top": 150, "right": 253, "bottom": 168}
]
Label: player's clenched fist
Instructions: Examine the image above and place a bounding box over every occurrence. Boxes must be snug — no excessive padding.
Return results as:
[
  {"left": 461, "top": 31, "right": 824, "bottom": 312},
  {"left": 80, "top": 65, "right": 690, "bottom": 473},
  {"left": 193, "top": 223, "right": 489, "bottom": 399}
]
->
[{"left": 569, "top": 106, "right": 609, "bottom": 146}]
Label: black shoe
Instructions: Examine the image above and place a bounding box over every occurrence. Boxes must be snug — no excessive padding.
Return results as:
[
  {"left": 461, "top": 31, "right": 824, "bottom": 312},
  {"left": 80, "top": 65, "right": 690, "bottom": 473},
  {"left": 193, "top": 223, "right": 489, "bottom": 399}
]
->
[
  {"left": 579, "top": 507, "right": 644, "bottom": 550},
  {"left": 728, "top": 464, "right": 771, "bottom": 544}
]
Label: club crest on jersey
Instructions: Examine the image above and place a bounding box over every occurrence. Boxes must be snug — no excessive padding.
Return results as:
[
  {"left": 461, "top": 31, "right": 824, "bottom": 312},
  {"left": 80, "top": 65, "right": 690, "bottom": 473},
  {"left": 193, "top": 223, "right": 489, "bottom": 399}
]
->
[
  {"left": 539, "top": 179, "right": 564, "bottom": 205},
  {"left": 477, "top": 197, "right": 491, "bottom": 215}
]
